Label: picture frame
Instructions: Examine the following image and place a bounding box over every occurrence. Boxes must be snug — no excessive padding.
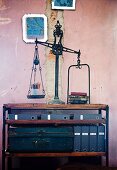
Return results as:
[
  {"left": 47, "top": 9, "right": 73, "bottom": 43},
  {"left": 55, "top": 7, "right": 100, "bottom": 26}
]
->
[
  {"left": 22, "top": 14, "right": 47, "bottom": 43},
  {"left": 52, "top": 0, "right": 76, "bottom": 10}
]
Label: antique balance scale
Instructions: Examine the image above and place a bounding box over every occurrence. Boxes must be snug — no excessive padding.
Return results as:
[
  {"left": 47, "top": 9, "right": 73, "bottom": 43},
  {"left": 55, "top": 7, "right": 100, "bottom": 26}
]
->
[{"left": 27, "top": 21, "right": 90, "bottom": 104}]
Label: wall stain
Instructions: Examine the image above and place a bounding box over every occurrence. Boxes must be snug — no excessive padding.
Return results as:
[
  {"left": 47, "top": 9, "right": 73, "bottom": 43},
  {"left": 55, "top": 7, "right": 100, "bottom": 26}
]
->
[
  {"left": 0, "top": 0, "right": 8, "bottom": 11},
  {"left": 0, "top": 18, "right": 11, "bottom": 25},
  {"left": 0, "top": 0, "right": 11, "bottom": 24},
  {"left": 0, "top": 0, "right": 4, "bottom": 8},
  {"left": 48, "top": 50, "right": 55, "bottom": 60},
  {"left": 50, "top": 11, "right": 58, "bottom": 23}
]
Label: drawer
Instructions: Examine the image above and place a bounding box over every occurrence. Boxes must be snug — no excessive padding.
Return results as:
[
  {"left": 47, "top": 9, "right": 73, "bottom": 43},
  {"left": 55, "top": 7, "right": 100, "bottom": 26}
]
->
[{"left": 8, "top": 126, "right": 74, "bottom": 152}]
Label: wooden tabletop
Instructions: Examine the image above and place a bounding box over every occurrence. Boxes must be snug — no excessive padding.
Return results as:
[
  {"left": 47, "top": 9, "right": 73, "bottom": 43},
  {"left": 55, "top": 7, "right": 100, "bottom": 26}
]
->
[
  {"left": 5, "top": 152, "right": 106, "bottom": 157},
  {"left": 3, "top": 103, "right": 108, "bottom": 110},
  {"left": 6, "top": 119, "right": 106, "bottom": 125}
]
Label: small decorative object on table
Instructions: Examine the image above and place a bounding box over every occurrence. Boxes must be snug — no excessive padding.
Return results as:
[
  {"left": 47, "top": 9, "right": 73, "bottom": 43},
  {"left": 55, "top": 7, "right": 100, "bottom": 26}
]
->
[{"left": 68, "top": 92, "right": 89, "bottom": 104}]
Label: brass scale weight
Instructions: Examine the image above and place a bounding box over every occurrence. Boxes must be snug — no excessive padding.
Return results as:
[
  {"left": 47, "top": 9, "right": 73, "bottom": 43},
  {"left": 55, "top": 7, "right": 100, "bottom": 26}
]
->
[{"left": 27, "top": 21, "right": 90, "bottom": 104}]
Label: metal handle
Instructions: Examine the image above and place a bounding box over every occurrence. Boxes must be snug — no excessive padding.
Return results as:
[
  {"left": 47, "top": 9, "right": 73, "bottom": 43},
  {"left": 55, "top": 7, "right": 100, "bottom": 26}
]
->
[{"left": 32, "top": 139, "right": 49, "bottom": 146}]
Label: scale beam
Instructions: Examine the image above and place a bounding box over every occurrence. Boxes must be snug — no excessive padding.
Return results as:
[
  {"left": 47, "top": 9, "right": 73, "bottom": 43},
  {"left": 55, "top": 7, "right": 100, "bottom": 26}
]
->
[{"left": 35, "top": 39, "right": 80, "bottom": 56}]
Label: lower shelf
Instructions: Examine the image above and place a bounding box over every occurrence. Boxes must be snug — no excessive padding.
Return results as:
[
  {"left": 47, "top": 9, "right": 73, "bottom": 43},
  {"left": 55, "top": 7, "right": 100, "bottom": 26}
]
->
[{"left": 5, "top": 152, "right": 106, "bottom": 157}]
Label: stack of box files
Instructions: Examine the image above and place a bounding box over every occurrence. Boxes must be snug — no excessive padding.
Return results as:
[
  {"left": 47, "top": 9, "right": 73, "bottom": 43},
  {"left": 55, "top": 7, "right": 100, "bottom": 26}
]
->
[{"left": 74, "top": 125, "right": 105, "bottom": 152}]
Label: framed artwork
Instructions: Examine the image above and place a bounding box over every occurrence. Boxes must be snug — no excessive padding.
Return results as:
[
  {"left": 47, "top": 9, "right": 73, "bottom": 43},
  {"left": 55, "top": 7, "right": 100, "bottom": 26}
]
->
[
  {"left": 52, "top": 0, "right": 76, "bottom": 10},
  {"left": 22, "top": 14, "right": 47, "bottom": 43}
]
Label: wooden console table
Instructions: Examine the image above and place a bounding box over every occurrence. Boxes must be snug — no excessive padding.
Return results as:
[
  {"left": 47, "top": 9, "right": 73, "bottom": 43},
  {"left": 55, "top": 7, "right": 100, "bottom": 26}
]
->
[{"left": 2, "top": 103, "right": 109, "bottom": 170}]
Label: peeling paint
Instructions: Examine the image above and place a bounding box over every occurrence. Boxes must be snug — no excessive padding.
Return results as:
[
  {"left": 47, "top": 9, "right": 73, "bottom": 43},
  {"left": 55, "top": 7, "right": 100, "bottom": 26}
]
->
[
  {"left": 0, "top": 0, "right": 3, "bottom": 8},
  {"left": 0, "top": 89, "right": 9, "bottom": 97},
  {"left": 50, "top": 11, "right": 58, "bottom": 23},
  {"left": 0, "top": 5, "right": 8, "bottom": 11},
  {"left": 0, "top": 17, "right": 11, "bottom": 25},
  {"left": 48, "top": 50, "right": 55, "bottom": 60},
  {"left": 0, "top": 0, "right": 8, "bottom": 11},
  {"left": 45, "top": 0, "right": 64, "bottom": 101}
]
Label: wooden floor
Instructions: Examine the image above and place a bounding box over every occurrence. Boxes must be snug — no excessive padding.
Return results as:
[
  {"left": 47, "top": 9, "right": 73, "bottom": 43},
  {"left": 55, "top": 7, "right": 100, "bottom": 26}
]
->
[
  {"left": 56, "top": 164, "right": 117, "bottom": 170},
  {"left": 57, "top": 158, "right": 117, "bottom": 170},
  {"left": 9, "top": 157, "right": 117, "bottom": 170},
  {"left": 11, "top": 165, "right": 117, "bottom": 170}
]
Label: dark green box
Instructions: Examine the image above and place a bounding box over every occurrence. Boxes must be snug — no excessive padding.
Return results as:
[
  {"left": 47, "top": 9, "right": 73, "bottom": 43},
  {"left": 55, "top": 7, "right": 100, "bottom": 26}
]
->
[{"left": 8, "top": 126, "right": 74, "bottom": 152}]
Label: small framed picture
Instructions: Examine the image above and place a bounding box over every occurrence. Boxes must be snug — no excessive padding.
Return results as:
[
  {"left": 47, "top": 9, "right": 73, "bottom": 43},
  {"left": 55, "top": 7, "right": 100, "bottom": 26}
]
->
[
  {"left": 52, "top": 0, "right": 76, "bottom": 10},
  {"left": 22, "top": 14, "right": 47, "bottom": 43}
]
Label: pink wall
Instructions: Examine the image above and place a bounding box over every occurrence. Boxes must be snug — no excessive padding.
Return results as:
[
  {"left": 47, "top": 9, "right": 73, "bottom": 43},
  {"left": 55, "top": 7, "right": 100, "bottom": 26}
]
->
[
  {"left": 0, "top": 0, "right": 117, "bottom": 168},
  {"left": 0, "top": 0, "right": 46, "bottom": 168},
  {"left": 63, "top": 0, "right": 117, "bottom": 166}
]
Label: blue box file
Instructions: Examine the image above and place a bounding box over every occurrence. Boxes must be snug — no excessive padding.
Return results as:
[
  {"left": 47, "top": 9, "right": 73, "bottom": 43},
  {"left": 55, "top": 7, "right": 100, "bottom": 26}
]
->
[
  {"left": 89, "top": 126, "right": 98, "bottom": 152},
  {"left": 81, "top": 126, "right": 90, "bottom": 152},
  {"left": 74, "top": 126, "right": 81, "bottom": 151},
  {"left": 98, "top": 125, "right": 105, "bottom": 152}
]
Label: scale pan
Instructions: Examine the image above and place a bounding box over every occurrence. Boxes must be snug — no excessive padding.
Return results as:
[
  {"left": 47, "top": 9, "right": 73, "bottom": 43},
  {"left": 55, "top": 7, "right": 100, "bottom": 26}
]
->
[{"left": 27, "top": 94, "right": 45, "bottom": 99}]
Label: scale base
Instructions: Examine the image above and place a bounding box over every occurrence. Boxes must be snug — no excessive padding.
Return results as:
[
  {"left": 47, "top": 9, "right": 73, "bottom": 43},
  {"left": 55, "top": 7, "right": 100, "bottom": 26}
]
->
[{"left": 48, "top": 97, "right": 65, "bottom": 104}]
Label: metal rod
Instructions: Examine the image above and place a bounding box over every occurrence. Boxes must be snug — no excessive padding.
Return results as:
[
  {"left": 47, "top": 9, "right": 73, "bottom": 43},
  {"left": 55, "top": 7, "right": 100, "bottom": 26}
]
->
[
  {"left": 81, "top": 64, "right": 91, "bottom": 104},
  {"left": 106, "top": 105, "right": 109, "bottom": 167},
  {"left": 28, "top": 65, "right": 34, "bottom": 95},
  {"left": 54, "top": 54, "right": 59, "bottom": 99},
  {"left": 38, "top": 62, "right": 45, "bottom": 94},
  {"left": 2, "top": 106, "right": 6, "bottom": 170}
]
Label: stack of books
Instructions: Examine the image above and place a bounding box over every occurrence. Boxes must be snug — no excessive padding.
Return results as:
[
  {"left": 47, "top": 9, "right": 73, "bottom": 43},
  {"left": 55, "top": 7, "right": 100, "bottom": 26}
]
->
[{"left": 68, "top": 92, "right": 89, "bottom": 104}]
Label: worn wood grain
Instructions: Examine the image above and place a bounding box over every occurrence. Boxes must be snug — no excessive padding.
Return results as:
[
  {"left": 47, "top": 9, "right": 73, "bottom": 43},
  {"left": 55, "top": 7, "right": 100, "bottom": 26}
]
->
[
  {"left": 4, "top": 103, "right": 108, "bottom": 110},
  {"left": 5, "top": 152, "right": 106, "bottom": 157}
]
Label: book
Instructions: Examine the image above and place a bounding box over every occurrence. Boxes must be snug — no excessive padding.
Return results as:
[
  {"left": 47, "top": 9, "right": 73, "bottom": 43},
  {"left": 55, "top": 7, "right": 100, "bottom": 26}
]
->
[
  {"left": 68, "top": 100, "right": 87, "bottom": 104},
  {"left": 71, "top": 92, "right": 87, "bottom": 96},
  {"left": 68, "top": 92, "right": 89, "bottom": 104},
  {"left": 68, "top": 95, "right": 89, "bottom": 100}
]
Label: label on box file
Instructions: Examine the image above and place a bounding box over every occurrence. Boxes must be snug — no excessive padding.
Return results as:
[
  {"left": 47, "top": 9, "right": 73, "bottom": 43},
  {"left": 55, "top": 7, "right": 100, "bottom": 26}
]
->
[
  {"left": 74, "top": 133, "right": 80, "bottom": 136},
  {"left": 99, "top": 132, "right": 104, "bottom": 135},
  {"left": 82, "top": 133, "right": 88, "bottom": 135},
  {"left": 90, "top": 133, "right": 96, "bottom": 135}
]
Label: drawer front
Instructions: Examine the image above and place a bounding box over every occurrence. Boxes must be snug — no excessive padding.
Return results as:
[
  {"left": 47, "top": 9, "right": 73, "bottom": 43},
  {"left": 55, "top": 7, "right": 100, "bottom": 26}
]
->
[
  {"left": 8, "top": 137, "right": 73, "bottom": 152},
  {"left": 74, "top": 113, "right": 102, "bottom": 120},
  {"left": 8, "top": 126, "right": 74, "bottom": 152},
  {"left": 8, "top": 109, "right": 45, "bottom": 120},
  {"left": 8, "top": 109, "right": 101, "bottom": 121},
  {"left": 41, "top": 113, "right": 70, "bottom": 120},
  {"left": 8, "top": 113, "right": 101, "bottom": 120}
]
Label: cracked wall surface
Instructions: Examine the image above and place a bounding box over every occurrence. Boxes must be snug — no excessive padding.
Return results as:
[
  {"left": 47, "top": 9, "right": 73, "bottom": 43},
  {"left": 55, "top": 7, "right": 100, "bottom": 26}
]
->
[{"left": 0, "top": 0, "right": 11, "bottom": 25}]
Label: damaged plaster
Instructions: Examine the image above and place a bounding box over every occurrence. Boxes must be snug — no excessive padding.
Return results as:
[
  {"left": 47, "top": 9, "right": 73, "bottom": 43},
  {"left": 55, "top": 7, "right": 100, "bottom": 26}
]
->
[
  {"left": 0, "top": 0, "right": 3, "bottom": 8},
  {"left": 0, "top": 0, "right": 11, "bottom": 25},
  {"left": 0, "top": 17, "right": 11, "bottom": 25},
  {"left": 45, "top": 0, "right": 64, "bottom": 101}
]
